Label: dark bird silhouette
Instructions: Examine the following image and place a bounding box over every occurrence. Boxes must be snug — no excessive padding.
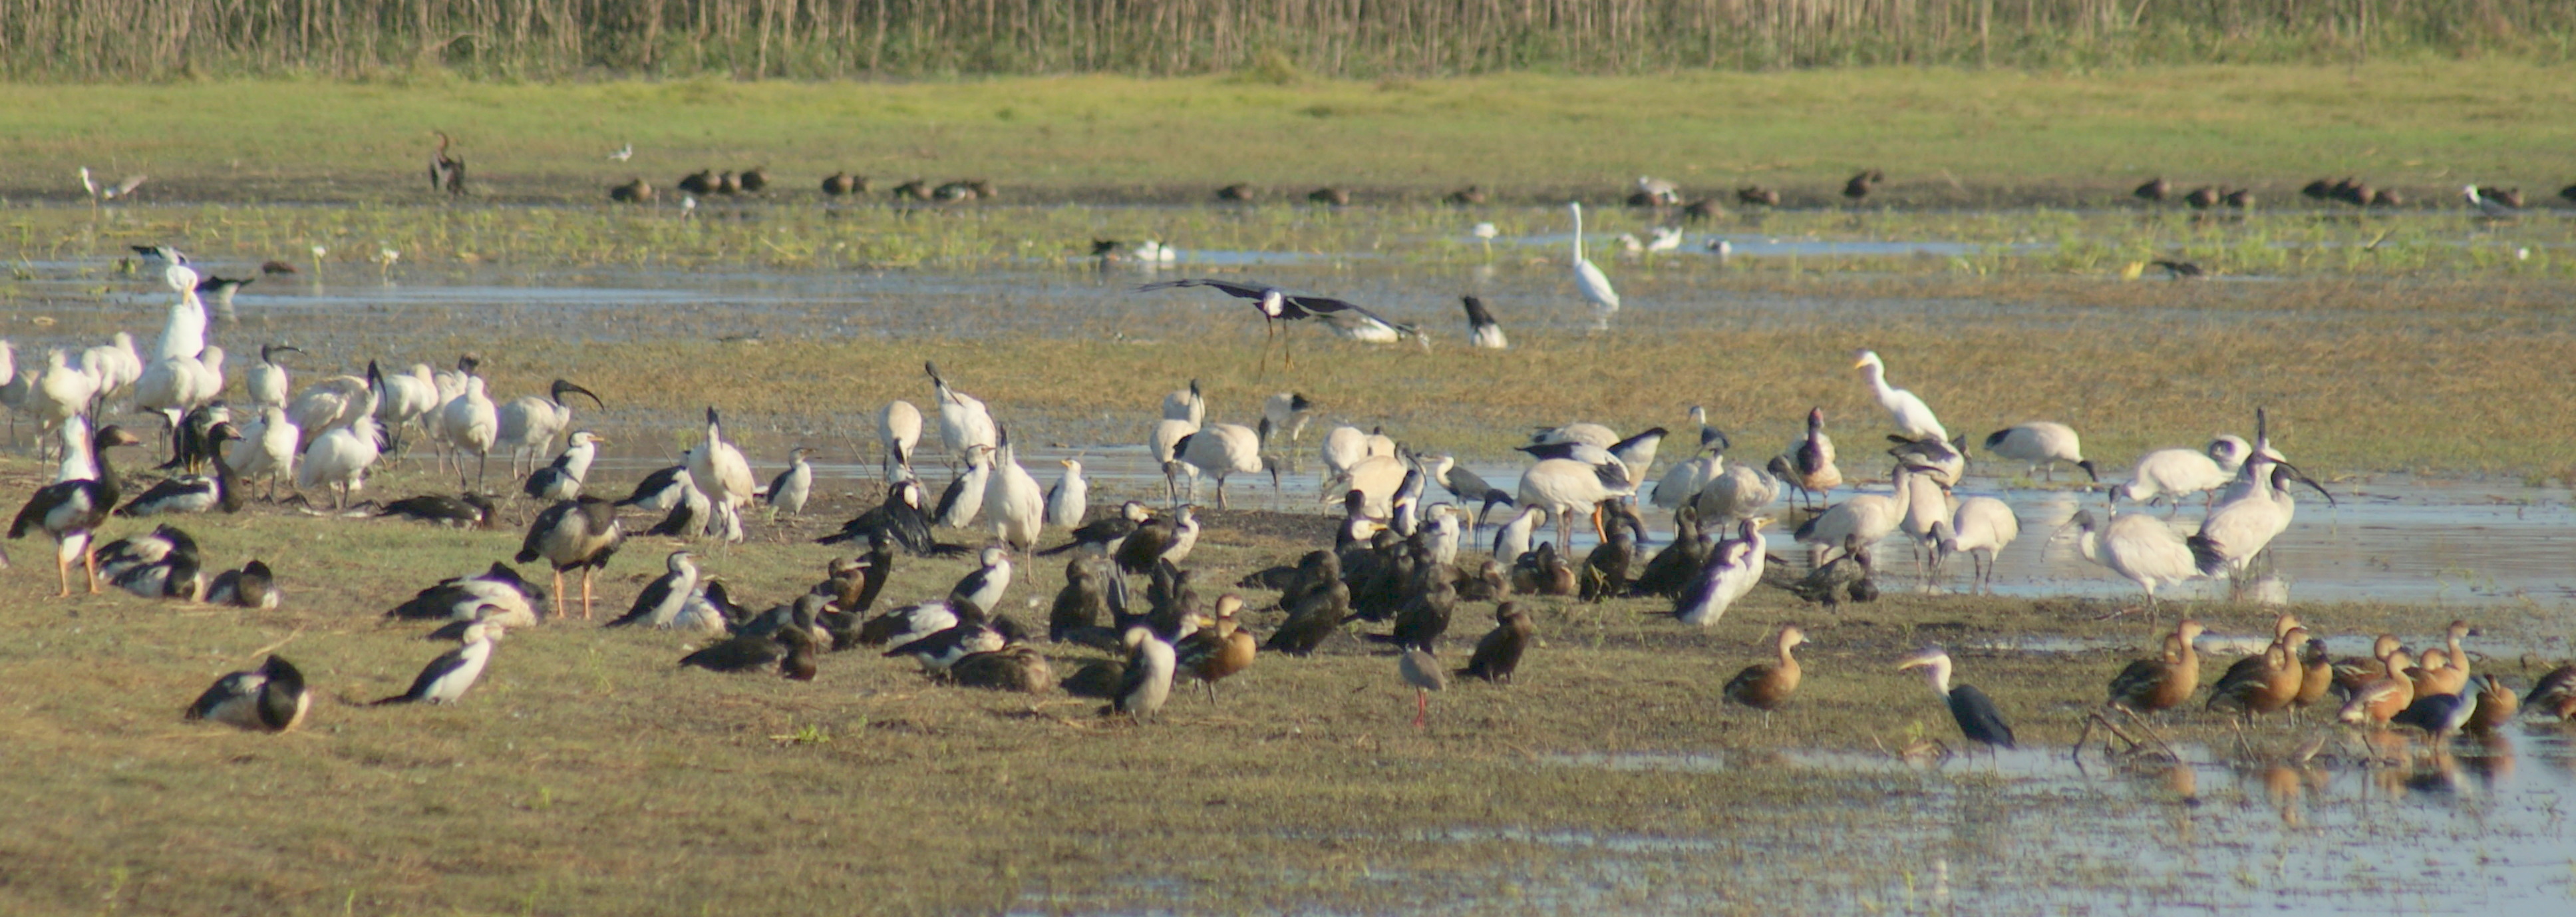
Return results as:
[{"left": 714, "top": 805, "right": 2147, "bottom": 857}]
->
[
  {"left": 2134, "top": 177, "right": 2170, "bottom": 202},
  {"left": 1456, "top": 603, "right": 1535, "bottom": 683},
  {"left": 1736, "top": 185, "right": 1781, "bottom": 207},
  {"left": 1307, "top": 187, "right": 1351, "bottom": 206},
  {"left": 1216, "top": 184, "right": 1257, "bottom": 202},
  {"left": 1843, "top": 170, "right": 1884, "bottom": 202},
  {"left": 2150, "top": 260, "right": 2203, "bottom": 279},
  {"left": 428, "top": 131, "right": 466, "bottom": 196}
]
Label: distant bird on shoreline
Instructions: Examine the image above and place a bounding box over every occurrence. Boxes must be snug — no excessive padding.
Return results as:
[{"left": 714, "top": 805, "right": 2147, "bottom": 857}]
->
[{"left": 428, "top": 130, "right": 466, "bottom": 196}]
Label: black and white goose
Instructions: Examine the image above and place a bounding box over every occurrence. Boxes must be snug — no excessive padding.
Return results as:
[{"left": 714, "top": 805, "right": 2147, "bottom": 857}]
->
[
  {"left": 884, "top": 617, "right": 1005, "bottom": 675},
  {"left": 947, "top": 546, "right": 1013, "bottom": 616},
  {"left": 206, "top": 559, "right": 279, "bottom": 608},
  {"left": 95, "top": 524, "right": 198, "bottom": 582},
  {"left": 375, "top": 620, "right": 504, "bottom": 705},
  {"left": 119, "top": 422, "right": 245, "bottom": 517},
  {"left": 522, "top": 431, "right": 603, "bottom": 502},
  {"left": 184, "top": 654, "right": 309, "bottom": 733},
  {"left": 111, "top": 538, "right": 204, "bottom": 600},
  {"left": 669, "top": 579, "right": 741, "bottom": 634},
  {"left": 764, "top": 447, "right": 813, "bottom": 515},
  {"left": 517, "top": 496, "right": 623, "bottom": 620},
  {"left": 9, "top": 424, "right": 145, "bottom": 596},
  {"left": 615, "top": 464, "right": 694, "bottom": 511},
  {"left": 386, "top": 562, "right": 550, "bottom": 626},
  {"left": 371, "top": 492, "right": 498, "bottom": 528},
  {"left": 606, "top": 550, "right": 700, "bottom": 628},
  {"left": 854, "top": 600, "right": 962, "bottom": 648},
  {"left": 816, "top": 478, "right": 937, "bottom": 554}
]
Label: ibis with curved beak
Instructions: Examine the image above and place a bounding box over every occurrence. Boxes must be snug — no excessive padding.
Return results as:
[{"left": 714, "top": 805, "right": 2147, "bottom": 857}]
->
[{"left": 496, "top": 379, "right": 604, "bottom": 478}]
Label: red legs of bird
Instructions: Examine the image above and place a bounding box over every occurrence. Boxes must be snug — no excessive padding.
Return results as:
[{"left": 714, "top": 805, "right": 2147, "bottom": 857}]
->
[{"left": 1412, "top": 688, "right": 1430, "bottom": 728}]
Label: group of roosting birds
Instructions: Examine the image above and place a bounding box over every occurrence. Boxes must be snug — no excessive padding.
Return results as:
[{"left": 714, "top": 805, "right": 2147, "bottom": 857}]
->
[{"left": 11, "top": 232, "right": 2537, "bottom": 769}]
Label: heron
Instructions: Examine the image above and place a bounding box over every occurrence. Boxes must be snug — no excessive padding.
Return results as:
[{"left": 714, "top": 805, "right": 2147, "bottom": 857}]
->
[
  {"left": 1852, "top": 349, "right": 1945, "bottom": 441},
  {"left": 1897, "top": 647, "right": 2016, "bottom": 755},
  {"left": 1567, "top": 203, "right": 1620, "bottom": 327}
]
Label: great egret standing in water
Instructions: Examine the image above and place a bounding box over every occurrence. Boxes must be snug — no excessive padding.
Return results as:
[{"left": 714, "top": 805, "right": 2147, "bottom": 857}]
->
[{"left": 1568, "top": 203, "right": 1620, "bottom": 329}]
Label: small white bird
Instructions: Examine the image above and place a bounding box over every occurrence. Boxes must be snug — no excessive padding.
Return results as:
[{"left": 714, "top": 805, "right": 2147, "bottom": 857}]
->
[{"left": 609, "top": 143, "right": 634, "bottom": 162}]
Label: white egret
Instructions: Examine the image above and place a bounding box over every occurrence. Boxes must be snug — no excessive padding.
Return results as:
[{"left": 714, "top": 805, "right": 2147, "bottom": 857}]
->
[
  {"left": 1567, "top": 203, "right": 1621, "bottom": 324},
  {"left": 1852, "top": 349, "right": 1945, "bottom": 441}
]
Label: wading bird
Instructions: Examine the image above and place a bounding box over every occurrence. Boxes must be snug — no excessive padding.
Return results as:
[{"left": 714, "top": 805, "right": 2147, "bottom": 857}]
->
[
  {"left": 880, "top": 400, "right": 923, "bottom": 480},
  {"left": 2068, "top": 510, "right": 2199, "bottom": 613},
  {"left": 1852, "top": 349, "right": 1945, "bottom": 441},
  {"left": 1399, "top": 647, "right": 1448, "bottom": 728},
  {"left": 496, "top": 379, "right": 604, "bottom": 478},
  {"left": 1567, "top": 203, "right": 1620, "bottom": 327},
  {"left": 2115, "top": 436, "right": 2252, "bottom": 510},
  {"left": 428, "top": 131, "right": 466, "bottom": 196},
  {"left": 1136, "top": 278, "right": 1402, "bottom": 369},
  {"left": 2106, "top": 619, "right": 2205, "bottom": 715},
  {"left": 1930, "top": 496, "right": 2016, "bottom": 594},
  {"left": 1460, "top": 295, "right": 1507, "bottom": 349},
  {"left": 1983, "top": 422, "right": 2097, "bottom": 483},
  {"left": 924, "top": 363, "right": 996, "bottom": 462},
  {"left": 1768, "top": 407, "right": 1842, "bottom": 509},
  {"left": 1898, "top": 647, "right": 2016, "bottom": 755}
]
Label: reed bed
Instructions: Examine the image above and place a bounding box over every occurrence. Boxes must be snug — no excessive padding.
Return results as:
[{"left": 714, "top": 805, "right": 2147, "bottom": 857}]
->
[{"left": 6, "top": 0, "right": 2576, "bottom": 80}]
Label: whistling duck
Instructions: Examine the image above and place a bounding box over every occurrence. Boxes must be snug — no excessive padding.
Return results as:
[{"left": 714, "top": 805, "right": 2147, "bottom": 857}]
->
[
  {"left": 1176, "top": 594, "right": 1256, "bottom": 701},
  {"left": 1843, "top": 170, "right": 1883, "bottom": 201},
  {"left": 2108, "top": 619, "right": 2205, "bottom": 714},
  {"left": 2526, "top": 663, "right": 2576, "bottom": 720},
  {"left": 1724, "top": 626, "right": 1808, "bottom": 721},
  {"left": 2336, "top": 650, "right": 2417, "bottom": 727},
  {"left": 2209, "top": 628, "right": 2309, "bottom": 724},
  {"left": 2134, "top": 177, "right": 2169, "bottom": 202}
]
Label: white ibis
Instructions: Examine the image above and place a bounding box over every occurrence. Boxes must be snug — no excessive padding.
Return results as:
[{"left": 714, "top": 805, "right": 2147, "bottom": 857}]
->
[
  {"left": 2068, "top": 509, "right": 2200, "bottom": 611},
  {"left": 1262, "top": 393, "right": 1315, "bottom": 442},
  {"left": 1694, "top": 456, "right": 1781, "bottom": 529},
  {"left": 246, "top": 344, "right": 301, "bottom": 408},
  {"left": 222, "top": 405, "right": 299, "bottom": 500},
  {"left": 685, "top": 407, "right": 756, "bottom": 542},
  {"left": 880, "top": 399, "right": 923, "bottom": 480},
  {"left": 985, "top": 426, "right": 1046, "bottom": 555},
  {"left": 2114, "top": 435, "right": 2252, "bottom": 510},
  {"left": 439, "top": 373, "right": 499, "bottom": 490},
  {"left": 1983, "top": 422, "right": 2097, "bottom": 483},
  {"left": 1516, "top": 455, "right": 1635, "bottom": 549},
  {"left": 1162, "top": 379, "right": 1206, "bottom": 427},
  {"left": 297, "top": 367, "right": 385, "bottom": 509},
  {"left": 1930, "top": 497, "right": 2018, "bottom": 594},
  {"left": 1174, "top": 418, "right": 1280, "bottom": 510},
  {"left": 495, "top": 379, "right": 603, "bottom": 478},
  {"left": 925, "top": 363, "right": 996, "bottom": 463}
]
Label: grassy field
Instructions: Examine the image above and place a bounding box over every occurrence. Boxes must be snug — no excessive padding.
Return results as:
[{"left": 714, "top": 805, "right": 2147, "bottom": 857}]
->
[
  {"left": 4, "top": 63, "right": 2574, "bottom": 204},
  {"left": 0, "top": 452, "right": 2542, "bottom": 914}
]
